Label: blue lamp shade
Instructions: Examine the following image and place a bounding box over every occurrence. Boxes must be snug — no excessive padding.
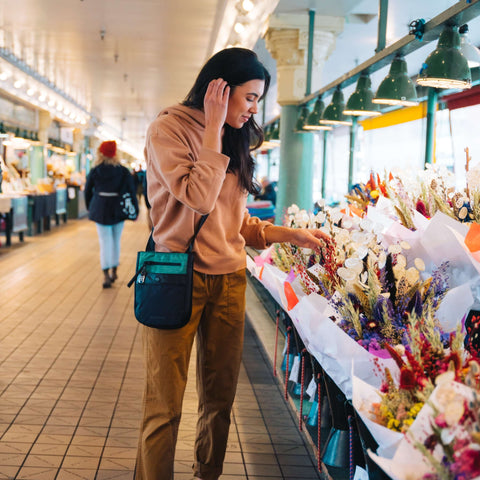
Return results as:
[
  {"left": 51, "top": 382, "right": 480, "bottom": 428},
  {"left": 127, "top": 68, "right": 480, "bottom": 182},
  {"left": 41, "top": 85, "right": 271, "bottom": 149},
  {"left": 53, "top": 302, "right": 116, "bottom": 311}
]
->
[
  {"left": 321, "top": 88, "right": 352, "bottom": 126},
  {"left": 417, "top": 25, "right": 472, "bottom": 89},
  {"left": 303, "top": 97, "right": 332, "bottom": 131},
  {"left": 344, "top": 73, "right": 381, "bottom": 117},
  {"left": 373, "top": 56, "right": 418, "bottom": 107}
]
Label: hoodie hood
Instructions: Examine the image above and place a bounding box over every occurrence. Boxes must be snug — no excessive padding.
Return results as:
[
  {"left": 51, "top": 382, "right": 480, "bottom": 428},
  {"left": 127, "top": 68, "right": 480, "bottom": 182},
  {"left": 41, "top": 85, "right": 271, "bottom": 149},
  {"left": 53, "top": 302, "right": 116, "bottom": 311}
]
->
[{"left": 159, "top": 104, "right": 205, "bottom": 130}]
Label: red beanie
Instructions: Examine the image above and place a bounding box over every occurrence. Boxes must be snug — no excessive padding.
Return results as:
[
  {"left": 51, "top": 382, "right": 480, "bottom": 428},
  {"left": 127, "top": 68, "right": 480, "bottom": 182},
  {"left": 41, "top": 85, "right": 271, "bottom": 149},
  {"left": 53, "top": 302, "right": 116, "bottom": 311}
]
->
[{"left": 99, "top": 140, "right": 117, "bottom": 158}]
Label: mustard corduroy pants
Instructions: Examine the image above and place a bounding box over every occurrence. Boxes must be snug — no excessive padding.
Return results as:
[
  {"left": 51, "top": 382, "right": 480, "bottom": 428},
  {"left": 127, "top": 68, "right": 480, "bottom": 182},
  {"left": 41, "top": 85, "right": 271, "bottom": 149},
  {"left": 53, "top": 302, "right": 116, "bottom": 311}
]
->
[{"left": 135, "top": 268, "right": 246, "bottom": 480}]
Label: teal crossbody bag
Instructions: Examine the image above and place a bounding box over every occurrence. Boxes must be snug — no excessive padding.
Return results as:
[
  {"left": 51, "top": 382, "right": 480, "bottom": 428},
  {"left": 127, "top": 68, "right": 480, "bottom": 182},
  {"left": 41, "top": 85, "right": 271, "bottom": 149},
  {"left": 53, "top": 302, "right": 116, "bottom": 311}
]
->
[{"left": 127, "top": 215, "right": 208, "bottom": 329}]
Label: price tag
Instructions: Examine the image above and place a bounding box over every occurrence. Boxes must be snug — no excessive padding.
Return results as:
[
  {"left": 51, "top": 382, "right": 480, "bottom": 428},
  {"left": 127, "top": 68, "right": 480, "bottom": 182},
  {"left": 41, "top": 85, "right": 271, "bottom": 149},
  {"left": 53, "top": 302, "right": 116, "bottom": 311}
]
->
[
  {"left": 307, "top": 263, "right": 326, "bottom": 277},
  {"left": 306, "top": 376, "right": 316, "bottom": 401},
  {"left": 353, "top": 466, "right": 369, "bottom": 480},
  {"left": 289, "top": 355, "right": 300, "bottom": 383}
]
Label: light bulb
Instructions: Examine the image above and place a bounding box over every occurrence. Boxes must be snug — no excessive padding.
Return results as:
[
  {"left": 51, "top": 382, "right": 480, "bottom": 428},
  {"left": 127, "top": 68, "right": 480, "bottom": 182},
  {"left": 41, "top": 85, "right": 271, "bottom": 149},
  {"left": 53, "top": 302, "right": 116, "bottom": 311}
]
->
[
  {"left": 242, "top": 0, "right": 254, "bottom": 12},
  {"left": 234, "top": 22, "right": 245, "bottom": 34}
]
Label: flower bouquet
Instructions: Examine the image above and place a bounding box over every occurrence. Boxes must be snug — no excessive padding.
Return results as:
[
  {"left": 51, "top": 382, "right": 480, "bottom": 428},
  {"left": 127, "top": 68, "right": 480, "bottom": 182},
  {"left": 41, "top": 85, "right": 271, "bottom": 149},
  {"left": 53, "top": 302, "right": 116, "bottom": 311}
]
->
[
  {"left": 370, "top": 314, "right": 466, "bottom": 433},
  {"left": 368, "top": 362, "right": 480, "bottom": 480}
]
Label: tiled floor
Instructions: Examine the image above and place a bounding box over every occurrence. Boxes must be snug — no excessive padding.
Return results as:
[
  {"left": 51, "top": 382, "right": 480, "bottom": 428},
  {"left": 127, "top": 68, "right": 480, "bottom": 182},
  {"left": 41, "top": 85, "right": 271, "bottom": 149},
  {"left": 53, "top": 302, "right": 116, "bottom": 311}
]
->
[{"left": 0, "top": 207, "right": 321, "bottom": 480}]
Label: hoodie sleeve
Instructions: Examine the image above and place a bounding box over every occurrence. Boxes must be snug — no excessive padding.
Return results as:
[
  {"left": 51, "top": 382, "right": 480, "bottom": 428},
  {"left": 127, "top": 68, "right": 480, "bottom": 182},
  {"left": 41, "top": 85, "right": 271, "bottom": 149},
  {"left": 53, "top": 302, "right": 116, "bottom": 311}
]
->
[
  {"left": 240, "top": 210, "right": 273, "bottom": 250},
  {"left": 146, "top": 117, "right": 230, "bottom": 215}
]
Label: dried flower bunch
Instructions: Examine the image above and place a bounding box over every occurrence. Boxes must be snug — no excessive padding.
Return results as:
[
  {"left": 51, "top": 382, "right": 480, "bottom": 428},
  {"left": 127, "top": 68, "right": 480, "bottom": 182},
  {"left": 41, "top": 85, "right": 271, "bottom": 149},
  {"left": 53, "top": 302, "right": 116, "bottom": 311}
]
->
[
  {"left": 413, "top": 362, "right": 480, "bottom": 480},
  {"left": 371, "top": 316, "right": 467, "bottom": 433},
  {"left": 272, "top": 203, "right": 450, "bottom": 351},
  {"left": 348, "top": 165, "right": 480, "bottom": 228}
]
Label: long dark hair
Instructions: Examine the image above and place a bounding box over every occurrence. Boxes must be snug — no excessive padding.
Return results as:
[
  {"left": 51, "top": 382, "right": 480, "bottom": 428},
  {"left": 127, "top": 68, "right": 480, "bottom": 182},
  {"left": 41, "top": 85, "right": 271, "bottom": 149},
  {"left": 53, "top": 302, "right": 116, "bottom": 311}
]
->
[{"left": 183, "top": 48, "right": 271, "bottom": 195}]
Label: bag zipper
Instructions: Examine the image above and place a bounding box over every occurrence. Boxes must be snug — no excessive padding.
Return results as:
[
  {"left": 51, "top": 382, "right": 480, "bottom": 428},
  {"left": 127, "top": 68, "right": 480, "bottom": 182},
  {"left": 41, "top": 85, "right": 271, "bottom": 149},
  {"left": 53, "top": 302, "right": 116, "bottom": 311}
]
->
[{"left": 127, "top": 260, "right": 182, "bottom": 288}]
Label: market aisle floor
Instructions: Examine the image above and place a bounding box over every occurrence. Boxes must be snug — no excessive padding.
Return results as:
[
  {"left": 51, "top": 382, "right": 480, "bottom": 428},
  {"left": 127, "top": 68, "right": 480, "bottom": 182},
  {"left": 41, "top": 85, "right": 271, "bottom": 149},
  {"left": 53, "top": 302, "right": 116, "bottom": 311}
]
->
[{"left": 0, "top": 208, "right": 321, "bottom": 480}]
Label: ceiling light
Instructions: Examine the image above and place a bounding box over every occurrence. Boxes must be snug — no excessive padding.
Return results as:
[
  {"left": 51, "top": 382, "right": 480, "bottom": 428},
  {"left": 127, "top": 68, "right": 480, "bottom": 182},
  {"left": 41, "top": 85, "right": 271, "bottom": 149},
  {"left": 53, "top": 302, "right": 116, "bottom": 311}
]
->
[
  {"left": 26, "top": 86, "right": 35, "bottom": 96},
  {"left": 242, "top": 0, "right": 254, "bottom": 12},
  {"left": 263, "top": 124, "right": 271, "bottom": 141},
  {"left": 303, "top": 97, "right": 332, "bottom": 131},
  {"left": 13, "top": 78, "right": 24, "bottom": 89},
  {"left": 0, "top": 71, "right": 10, "bottom": 81},
  {"left": 459, "top": 24, "right": 480, "bottom": 68},
  {"left": 344, "top": 73, "right": 381, "bottom": 117},
  {"left": 234, "top": 22, "right": 246, "bottom": 34},
  {"left": 295, "top": 105, "right": 310, "bottom": 132},
  {"left": 321, "top": 87, "right": 352, "bottom": 126},
  {"left": 416, "top": 24, "right": 471, "bottom": 90},
  {"left": 38, "top": 92, "right": 47, "bottom": 102},
  {"left": 270, "top": 120, "right": 280, "bottom": 141},
  {"left": 374, "top": 55, "right": 418, "bottom": 107}
]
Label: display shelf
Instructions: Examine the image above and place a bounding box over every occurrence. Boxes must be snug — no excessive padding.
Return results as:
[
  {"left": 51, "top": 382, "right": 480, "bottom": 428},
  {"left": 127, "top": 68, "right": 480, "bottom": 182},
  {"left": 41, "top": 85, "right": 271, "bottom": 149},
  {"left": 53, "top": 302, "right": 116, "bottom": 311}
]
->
[
  {"left": 245, "top": 268, "right": 382, "bottom": 480},
  {"left": 66, "top": 185, "right": 88, "bottom": 219},
  {"left": 0, "top": 195, "right": 28, "bottom": 246}
]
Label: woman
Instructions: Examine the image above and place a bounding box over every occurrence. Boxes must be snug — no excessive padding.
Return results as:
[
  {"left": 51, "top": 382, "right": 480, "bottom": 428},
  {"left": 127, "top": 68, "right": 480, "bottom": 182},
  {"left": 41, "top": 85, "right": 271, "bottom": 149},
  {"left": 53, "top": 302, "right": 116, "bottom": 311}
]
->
[
  {"left": 84, "top": 140, "right": 138, "bottom": 288},
  {"left": 136, "top": 48, "right": 328, "bottom": 480}
]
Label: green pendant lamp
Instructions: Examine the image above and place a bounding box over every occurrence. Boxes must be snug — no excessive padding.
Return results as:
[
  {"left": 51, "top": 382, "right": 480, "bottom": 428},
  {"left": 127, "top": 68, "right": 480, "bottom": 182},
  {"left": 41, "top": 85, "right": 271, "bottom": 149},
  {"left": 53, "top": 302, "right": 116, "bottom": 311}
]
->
[
  {"left": 417, "top": 24, "right": 471, "bottom": 89},
  {"left": 295, "top": 104, "right": 310, "bottom": 132},
  {"left": 303, "top": 97, "right": 332, "bottom": 131},
  {"left": 374, "top": 55, "right": 418, "bottom": 106},
  {"left": 263, "top": 124, "right": 272, "bottom": 141},
  {"left": 270, "top": 120, "right": 280, "bottom": 142},
  {"left": 344, "top": 73, "right": 381, "bottom": 117},
  {"left": 459, "top": 24, "right": 480, "bottom": 68},
  {"left": 321, "top": 87, "right": 352, "bottom": 126}
]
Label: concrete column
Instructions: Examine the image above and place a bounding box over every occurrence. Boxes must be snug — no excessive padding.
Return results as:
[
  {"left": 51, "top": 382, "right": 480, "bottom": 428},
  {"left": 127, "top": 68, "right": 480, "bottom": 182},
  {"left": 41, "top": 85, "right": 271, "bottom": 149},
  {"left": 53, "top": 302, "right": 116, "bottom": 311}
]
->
[
  {"left": 29, "top": 111, "right": 52, "bottom": 183},
  {"left": 73, "top": 128, "right": 84, "bottom": 172},
  {"left": 29, "top": 145, "right": 45, "bottom": 183},
  {"left": 37, "top": 111, "right": 52, "bottom": 145},
  {"left": 264, "top": 14, "right": 343, "bottom": 222}
]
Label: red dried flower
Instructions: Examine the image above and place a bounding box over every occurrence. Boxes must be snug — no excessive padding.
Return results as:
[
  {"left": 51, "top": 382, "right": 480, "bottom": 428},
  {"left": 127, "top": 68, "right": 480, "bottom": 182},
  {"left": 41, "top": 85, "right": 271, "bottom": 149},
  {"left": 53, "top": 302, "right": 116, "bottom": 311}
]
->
[
  {"left": 416, "top": 199, "right": 428, "bottom": 218},
  {"left": 384, "top": 342, "right": 405, "bottom": 369},
  {"left": 434, "top": 413, "right": 448, "bottom": 428},
  {"left": 399, "top": 367, "right": 416, "bottom": 390},
  {"left": 453, "top": 448, "right": 480, "bottom": 476}
]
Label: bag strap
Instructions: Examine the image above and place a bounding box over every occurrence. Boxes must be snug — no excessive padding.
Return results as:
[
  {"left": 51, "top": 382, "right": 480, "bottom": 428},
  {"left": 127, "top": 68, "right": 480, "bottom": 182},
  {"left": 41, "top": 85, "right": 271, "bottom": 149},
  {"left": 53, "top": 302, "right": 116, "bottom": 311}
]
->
[
  {"left": 128, "top": 214, "right": 209, "bottom": 288},
  {"left": 145, "top": 214, "right": 209, "bottom": 253}
]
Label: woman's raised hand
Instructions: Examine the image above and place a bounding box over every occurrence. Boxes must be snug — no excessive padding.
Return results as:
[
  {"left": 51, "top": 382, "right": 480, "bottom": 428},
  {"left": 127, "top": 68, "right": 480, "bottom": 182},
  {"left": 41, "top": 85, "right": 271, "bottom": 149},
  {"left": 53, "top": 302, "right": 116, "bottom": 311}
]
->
[
  {"left": 203, "top": 78, "right": 230, "bottom": 153},
  {"left": 204, "top": 78, "right": 230, "bottom": 131}
]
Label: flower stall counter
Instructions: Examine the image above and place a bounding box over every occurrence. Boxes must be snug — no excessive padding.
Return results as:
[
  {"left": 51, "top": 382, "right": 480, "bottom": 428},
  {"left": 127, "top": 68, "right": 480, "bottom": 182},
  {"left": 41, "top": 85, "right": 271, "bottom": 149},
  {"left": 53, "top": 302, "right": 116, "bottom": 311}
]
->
[{"left": 247, "top": 186, "right": 480, "bottom": 479}]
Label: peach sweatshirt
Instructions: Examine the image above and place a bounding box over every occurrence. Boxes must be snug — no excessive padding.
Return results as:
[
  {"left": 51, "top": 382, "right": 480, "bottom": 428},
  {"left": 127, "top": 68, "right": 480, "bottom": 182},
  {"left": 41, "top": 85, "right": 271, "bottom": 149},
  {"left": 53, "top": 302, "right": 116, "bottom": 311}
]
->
[{"left": 145, "top": 104, "right": 272, "bottom": 275}]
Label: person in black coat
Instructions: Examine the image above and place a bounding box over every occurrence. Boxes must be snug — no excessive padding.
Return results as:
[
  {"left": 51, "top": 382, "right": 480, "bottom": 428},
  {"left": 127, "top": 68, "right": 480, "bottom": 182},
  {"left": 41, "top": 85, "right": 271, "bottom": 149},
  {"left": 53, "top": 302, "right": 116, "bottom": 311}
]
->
[{"left": 84, "top": 140, "right": 138, "bottom": 288}]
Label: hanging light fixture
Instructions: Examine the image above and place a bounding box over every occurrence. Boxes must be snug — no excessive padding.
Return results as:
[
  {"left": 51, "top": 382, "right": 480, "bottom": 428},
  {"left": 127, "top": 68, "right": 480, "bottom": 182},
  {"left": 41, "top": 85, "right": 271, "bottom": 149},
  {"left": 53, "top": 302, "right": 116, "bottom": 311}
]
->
[
  {"left": 344, "top": 73, "right": 381, "bottom": 117},
  {"left": 303, "top": 97, "right": 332, "bottom": 131},
  {"left": 263, "top": 124, "right": 271, "bottom": 141},
  {"left": 373, "top": 54, "right": 418, "bottom": 106},
  {"left": 321, "top": 87, "right": 352, "bottom": 126},
  {"left": 416, "top": 24, "right": 471, "bottom": 89},
  {"left": 270, "top": 120, "right": 280, "bottom": 142},
  {"left": 295, "top": 104, "right": 310, "bottom": 132},
  {"left": 459, "top": 24, "right": 480, "bottom": 68}
]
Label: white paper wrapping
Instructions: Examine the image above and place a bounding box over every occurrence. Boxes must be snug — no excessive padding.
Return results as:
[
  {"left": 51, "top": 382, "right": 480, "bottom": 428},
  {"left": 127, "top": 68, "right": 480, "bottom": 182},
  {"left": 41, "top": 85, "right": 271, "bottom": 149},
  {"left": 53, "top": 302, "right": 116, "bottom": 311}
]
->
[
  {"left": 287, "top": 293, "right": 399, "bottom": 399},
  {"left": 420, "top": 212, "right": 477, "bottom": 288},
  {"left": 352, "top": 376, "right": 403, "bottom": 458},
  {"left": 368, "top": 380, "right": 476, "bottom": 480}
]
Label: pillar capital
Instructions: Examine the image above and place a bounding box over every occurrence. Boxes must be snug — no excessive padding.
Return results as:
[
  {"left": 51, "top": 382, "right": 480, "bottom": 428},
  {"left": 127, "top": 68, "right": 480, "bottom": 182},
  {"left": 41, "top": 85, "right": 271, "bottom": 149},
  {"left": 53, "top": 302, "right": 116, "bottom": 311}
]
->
[
  {"left": 37, "top": 111, "right": 52, "bottom": 144},
  {"left": 72, "top": 128, "right": 84, "bottom": 154},
  {"left": 264, "top": 14, "right": 344, "bottom": 104}
]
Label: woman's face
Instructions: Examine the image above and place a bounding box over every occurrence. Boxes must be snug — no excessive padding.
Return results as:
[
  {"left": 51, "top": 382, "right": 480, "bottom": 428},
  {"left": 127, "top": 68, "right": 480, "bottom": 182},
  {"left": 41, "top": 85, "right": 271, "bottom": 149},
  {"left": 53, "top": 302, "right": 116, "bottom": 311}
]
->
[{"left": 225, "top": 79, "right": 265, "bottom": 129}]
